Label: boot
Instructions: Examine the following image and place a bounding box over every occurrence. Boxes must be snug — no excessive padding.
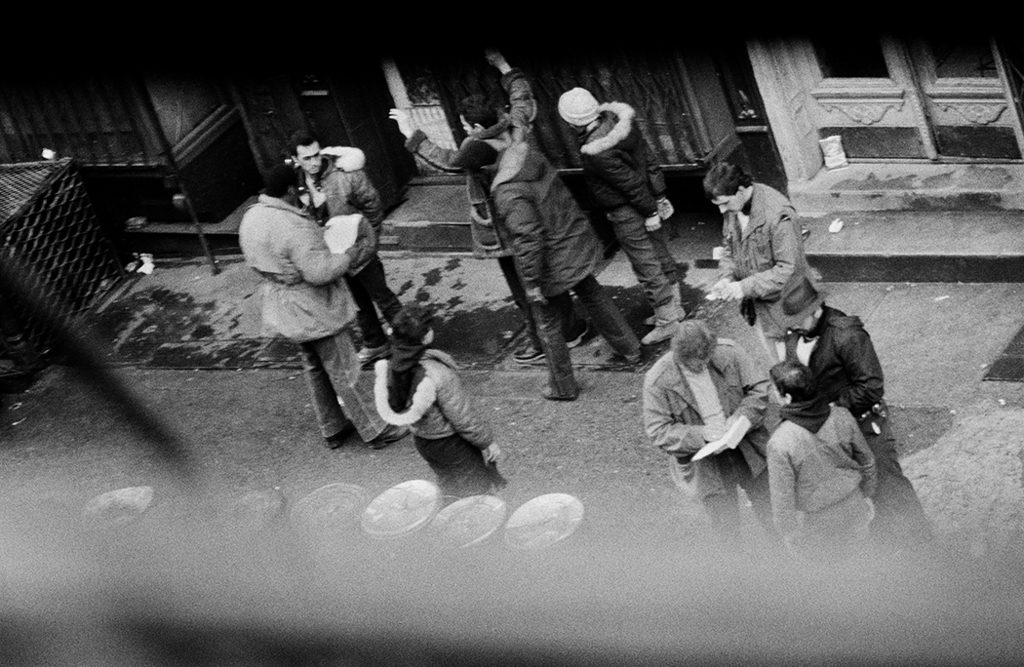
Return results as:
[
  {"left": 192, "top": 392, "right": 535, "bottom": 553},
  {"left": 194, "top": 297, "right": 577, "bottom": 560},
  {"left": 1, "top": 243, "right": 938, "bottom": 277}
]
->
[{"left": 641, "top": 295, "right": 685, "bottom": 346}]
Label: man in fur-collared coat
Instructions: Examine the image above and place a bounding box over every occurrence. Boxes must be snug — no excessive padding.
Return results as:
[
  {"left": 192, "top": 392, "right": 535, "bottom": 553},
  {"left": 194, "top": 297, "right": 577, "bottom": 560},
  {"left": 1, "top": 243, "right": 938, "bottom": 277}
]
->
[
  {"left": 558, "top": 87, "right": 686, "bottom": 346},
  {"left": 290, "top": 132, "right": 402, "bottom": 368}
]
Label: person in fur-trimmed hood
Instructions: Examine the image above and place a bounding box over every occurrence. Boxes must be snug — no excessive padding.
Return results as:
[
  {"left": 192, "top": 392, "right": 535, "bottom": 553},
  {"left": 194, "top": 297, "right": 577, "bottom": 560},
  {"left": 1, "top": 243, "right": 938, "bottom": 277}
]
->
[
  {"left": 373, "top": 303, "right": 507, "bottom": 499},
  {"left": 453, "top": 63, "right": 643, "bottom": 401},
  {"left": 558, "top": 88, "right": 686, "bottom": 346}
]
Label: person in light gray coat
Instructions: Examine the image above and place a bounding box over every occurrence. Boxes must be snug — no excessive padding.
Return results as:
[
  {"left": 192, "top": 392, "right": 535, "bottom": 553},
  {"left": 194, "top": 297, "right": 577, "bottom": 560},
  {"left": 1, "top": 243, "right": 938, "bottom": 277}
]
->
[
  {"left": 238, "top": 164, "right": 408, "bottom": 450},
  {"left": 766, "top": 360, "right": 877, "bottom": 562}
]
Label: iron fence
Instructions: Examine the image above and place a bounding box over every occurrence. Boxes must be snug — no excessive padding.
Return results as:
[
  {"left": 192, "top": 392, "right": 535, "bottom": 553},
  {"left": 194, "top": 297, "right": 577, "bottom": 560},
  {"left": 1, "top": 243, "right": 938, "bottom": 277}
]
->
[{"left": 0, "top": 158, "right": 126, "bottom": 362}]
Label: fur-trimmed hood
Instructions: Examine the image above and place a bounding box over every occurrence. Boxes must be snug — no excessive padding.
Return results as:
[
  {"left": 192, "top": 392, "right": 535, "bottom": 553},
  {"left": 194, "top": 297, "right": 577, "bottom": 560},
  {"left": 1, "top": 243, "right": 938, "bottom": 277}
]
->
[
  {"left": 372, "top": 349, "right": 458, "bottom": 426},
  {"left": 579, "top": 102, "right": 635, "bottom": 156},
  {"left": 321, "top": 145, "right": 366, "bottom": 172}
]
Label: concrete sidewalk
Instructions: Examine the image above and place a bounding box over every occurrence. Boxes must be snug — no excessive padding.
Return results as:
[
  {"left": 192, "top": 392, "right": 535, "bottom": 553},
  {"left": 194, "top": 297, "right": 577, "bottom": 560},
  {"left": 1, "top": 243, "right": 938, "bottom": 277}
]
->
[{"left": 50, "top": 232, "right": 1022, "bottom": 557}]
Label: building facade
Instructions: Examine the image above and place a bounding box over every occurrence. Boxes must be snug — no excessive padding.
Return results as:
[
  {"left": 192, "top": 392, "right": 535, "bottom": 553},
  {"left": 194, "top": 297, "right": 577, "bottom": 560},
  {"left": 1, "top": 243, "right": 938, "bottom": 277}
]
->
[{"left": 748, "top": 34, "right": 1024, "bottom": 213}]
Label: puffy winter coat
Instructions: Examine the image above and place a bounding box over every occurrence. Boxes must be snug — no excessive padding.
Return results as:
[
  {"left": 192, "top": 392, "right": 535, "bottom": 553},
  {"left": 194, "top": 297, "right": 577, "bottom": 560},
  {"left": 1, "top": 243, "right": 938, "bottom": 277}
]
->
[
  {"left": 490, "top": 138, "right": 601, "bottom": 297},
  {"left": 404, "top": 129, "right": 511, "bottom": 259},
  {"left": 372, "top": 350, "right": 493, "bottom": 446},
  {"left": 573, "top": 102, "right": 667, "bottom": 217},
  {"left": 238, "top": 194, "right": 359, "bottom": 342}
]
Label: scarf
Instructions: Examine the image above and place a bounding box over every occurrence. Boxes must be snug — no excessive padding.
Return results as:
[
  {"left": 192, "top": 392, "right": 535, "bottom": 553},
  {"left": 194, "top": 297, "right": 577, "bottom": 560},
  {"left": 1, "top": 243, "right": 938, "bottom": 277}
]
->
[
  {"left": 386, "top": 341, "right": 429, "bottom": 412},
  {"left": 780, "top": 395, "right": 831, "bottom": 434}
]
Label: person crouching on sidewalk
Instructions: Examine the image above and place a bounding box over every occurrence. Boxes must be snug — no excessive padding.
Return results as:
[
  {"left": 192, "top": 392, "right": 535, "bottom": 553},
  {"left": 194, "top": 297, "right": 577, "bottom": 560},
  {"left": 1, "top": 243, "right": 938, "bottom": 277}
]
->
[
  {"left": 373, "top": 303, "right": 507, "bottom": 500},
  {"left": 766, "top": 360, "right": 878, "bottom": 562}
]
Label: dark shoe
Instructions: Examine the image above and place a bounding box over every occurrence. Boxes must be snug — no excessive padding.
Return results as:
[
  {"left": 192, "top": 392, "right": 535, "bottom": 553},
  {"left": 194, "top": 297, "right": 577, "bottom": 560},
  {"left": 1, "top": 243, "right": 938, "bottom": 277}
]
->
[
  {"left": 367, "top": 424, "right": 409, "bottom": 449},
  {"left": 565, "top": 321, "right": 591, "bottom": 349},
  {"left": 542, "top": 387, "right": 578, "bottom": 402},
  {"left": 513, "top": 342, "right": 546, "bottom": 364},
  {"left": 358, "top": 343, "right": 391, "bottom": 367},
  {"left": 324, "top": 423, "right": 358, "bottom": 449}
]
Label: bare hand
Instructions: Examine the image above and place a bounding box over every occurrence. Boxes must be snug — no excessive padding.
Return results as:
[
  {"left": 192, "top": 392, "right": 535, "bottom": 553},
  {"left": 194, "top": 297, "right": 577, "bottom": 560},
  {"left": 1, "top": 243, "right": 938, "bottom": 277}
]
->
[
  {"left": 484, "top": 48, "right": 512, "bottom": 73},
  {"left": 388, "top": 108, "right": 414, "bottom": 139},
  {"left": 483, "top": 443, "right": 503, "bottom": 463},
  {"left": 644, "top": 215, "right": 662, "bottom": 232}
]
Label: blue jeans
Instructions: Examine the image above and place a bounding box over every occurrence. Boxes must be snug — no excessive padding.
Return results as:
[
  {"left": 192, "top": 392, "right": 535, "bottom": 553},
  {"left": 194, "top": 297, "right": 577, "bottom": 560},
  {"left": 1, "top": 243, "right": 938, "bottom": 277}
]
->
[
  {"left": 298, "top": 327, "right": 388, "bottom": 442},
  {"left": 346, "top": 255, "right": 402, "bottom": 349},
  {"left": 499, "top": 255, "right": 582, "bottom": 349},
  {"left": 606, "top": 205, "right": 678, "bottom": 309},
  {"left": 533, "top": 274, "right": 641, "bottom": 398}
]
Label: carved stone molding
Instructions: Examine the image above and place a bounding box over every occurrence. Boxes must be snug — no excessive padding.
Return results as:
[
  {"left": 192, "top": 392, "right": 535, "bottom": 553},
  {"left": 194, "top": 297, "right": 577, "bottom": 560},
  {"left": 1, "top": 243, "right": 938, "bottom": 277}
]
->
[
  {"left": 816, "top": 98, "right": 906, "bottom": 125},
  {"left": 936, "top": 101, "right": 1008, "bottom": 125}
]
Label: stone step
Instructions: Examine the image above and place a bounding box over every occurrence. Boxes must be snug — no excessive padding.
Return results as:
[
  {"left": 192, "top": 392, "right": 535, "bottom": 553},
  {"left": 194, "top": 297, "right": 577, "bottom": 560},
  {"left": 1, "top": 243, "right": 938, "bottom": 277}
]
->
[
  {"left": 788, "top": 163, "right": 1024, "bottom": 215},
  {"left": 123, "top": 183, "right": 1024, "bottom": 284},
  {"left": 800, "top": 210, "right": 1024, "bottom": 282}
]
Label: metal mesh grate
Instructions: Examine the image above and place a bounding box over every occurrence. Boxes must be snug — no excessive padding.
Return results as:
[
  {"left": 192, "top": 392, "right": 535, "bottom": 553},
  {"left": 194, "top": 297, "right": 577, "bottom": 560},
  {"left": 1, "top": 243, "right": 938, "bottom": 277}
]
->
[{"left": 0, "top": 158, "right": 125, "bottom": 359}]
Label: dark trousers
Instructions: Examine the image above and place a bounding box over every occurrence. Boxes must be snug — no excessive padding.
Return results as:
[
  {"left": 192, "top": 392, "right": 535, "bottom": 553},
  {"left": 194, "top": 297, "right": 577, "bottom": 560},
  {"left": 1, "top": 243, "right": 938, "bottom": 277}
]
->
[
  {"left": 498, "top": 255, "right": 582, "bottom": 348},
  {"left": 345, "top": 255, "right": 402, "bottom": 349},
  {"left": 701, "top": 449, "right": 777, "bottom": 545},
  {"left": 533, "top": 274, "right": 641, "bottom": 398},
  {"left": 864, "top": 417, "right": 934, "bottom": 550},
  {"left": 414, "top": 433, "right": 507, "bottom": 500},
  {"left": 605, "top": 205, "right": 677, "bottom": 310}
]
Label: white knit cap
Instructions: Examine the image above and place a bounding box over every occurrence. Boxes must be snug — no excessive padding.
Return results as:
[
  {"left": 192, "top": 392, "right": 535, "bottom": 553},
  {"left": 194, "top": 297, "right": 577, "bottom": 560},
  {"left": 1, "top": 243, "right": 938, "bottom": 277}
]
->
[{"left": 557, "top": 87, "right": 600, "bottom": 126}]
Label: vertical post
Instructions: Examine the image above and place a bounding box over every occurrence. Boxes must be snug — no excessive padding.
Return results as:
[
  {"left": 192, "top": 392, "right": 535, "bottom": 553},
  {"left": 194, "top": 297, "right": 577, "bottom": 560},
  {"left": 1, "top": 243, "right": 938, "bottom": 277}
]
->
[{"left": 133, "top": 75, "right": 221, "bottom": 275}]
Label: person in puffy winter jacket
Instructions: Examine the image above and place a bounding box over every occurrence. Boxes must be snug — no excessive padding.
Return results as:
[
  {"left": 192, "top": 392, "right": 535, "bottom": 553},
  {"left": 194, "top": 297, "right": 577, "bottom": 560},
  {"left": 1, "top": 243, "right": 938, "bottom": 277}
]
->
[
  {"left": 557, "top": 86, "right": 686, "bottom": 347},
  {"left": 388, "top": 95, "right": 588, "bottom": 366},
  {"left": 290, "top": 131, "right": 402, "bottom": 368},
  {"left": 373, "top": 303, "right": 507, "bottom": 499},
  {"left": 238, "top": 164, "right": 409, "bottom": 451},
  {"left": 454, "top": 64, "right": 643, "bottom": 401}
]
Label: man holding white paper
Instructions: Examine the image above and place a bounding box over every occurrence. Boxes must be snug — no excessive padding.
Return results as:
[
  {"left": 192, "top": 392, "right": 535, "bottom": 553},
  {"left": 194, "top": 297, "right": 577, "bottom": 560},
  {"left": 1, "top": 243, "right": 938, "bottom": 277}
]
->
[{"left": 642, "top": 320, "right": 777, "bottom": 544}]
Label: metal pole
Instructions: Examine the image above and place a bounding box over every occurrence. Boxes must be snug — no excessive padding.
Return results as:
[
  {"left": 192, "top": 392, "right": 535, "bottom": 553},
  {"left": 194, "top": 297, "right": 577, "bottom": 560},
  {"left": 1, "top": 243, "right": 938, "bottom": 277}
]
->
[{"left": 133, "top": 75, "right": 221, "bottom": 275}]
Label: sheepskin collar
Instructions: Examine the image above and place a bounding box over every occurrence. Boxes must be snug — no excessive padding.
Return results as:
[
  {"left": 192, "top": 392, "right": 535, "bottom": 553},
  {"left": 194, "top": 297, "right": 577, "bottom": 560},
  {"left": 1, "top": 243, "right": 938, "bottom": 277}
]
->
[
  {"left": 580, "top": 102, "right": 635, "bottom": 156},
  {"left": 324, "top": 146, "right": 366, "bottom": 172},
  {"left": 371, "top": 350, "right": 459, "bottom": 426}
]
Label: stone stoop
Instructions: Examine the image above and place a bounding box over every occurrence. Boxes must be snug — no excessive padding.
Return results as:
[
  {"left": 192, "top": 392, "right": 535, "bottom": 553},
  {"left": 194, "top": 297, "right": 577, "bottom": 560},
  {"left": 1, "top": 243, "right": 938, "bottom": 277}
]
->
[
  {"left": 789, "top": 163, "right": 1024, "bottom": 216},
  {"left": 800, "top": 209, "right": 1024, "bottom": 282}
]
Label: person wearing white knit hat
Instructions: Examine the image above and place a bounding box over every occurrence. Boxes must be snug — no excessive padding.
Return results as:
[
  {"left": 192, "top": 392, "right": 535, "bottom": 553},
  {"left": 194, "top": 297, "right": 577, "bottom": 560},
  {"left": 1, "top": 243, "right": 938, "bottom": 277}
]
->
[{"left": 557, "top": 86, "right": 686, "bottom": 346}]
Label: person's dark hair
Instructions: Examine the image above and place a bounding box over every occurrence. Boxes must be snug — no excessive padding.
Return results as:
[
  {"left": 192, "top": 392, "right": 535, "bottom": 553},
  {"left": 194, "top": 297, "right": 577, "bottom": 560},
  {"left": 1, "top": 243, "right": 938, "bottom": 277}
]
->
[
  {"left": 770, "top": 361, "right": 818, "bottom": 403},
  {"left": 458, "top": 94, "right": 501, "bottom": 129},
  {"left": 390, "top": 303, "right": 434, "bottom": 345},
  {"left": 264, "top": 164, "right": 298, "bottom": 198},
  {"left": 452, "top": 139, "right": 499, "bottom": 171},
  {"left": 702, "top": 162, "right": 754, "bottom": 200},
  {"left": 289, "top": 130, "right": 320, "bottom": 155}
]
